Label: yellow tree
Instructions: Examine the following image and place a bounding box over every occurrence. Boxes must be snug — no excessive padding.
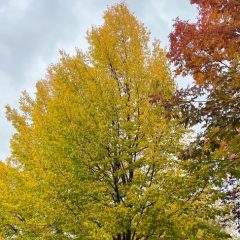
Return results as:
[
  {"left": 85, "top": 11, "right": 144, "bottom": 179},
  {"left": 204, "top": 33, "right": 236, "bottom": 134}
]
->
[{"left": 2, "top": 3, "right": 230, "bottom": 240}]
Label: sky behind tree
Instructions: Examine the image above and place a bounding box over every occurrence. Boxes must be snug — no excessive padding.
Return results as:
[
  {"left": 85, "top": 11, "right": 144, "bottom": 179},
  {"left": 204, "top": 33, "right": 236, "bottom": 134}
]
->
[{"left": 0, "top": 0, "right": 197, "bottom": 160}]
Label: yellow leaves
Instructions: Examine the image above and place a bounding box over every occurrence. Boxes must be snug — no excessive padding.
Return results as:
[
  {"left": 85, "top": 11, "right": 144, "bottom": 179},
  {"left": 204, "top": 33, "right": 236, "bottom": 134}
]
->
[
  {"left": 148, "top": 41, "right": 173, "bottom": 90},
  {"left": 1, "top": 3, "right": 231, "bottom": 239},
  {"left": 5, "top": 105, "right": 28, "bottom": 132},
  {"left": 19, "top": 90, "right": 34, "bottom": 117},
  {"left": 196, "top": 229, "right": 204, "bottom": 239},
  {"left": 87, "top": 2, "right": 149, "bottom": 77}
]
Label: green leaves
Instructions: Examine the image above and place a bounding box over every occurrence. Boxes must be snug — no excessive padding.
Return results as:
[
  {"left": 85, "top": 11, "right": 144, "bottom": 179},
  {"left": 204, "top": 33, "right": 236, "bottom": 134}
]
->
[{"left": 0, "top": 2, "right": 233, "bottom": 239}]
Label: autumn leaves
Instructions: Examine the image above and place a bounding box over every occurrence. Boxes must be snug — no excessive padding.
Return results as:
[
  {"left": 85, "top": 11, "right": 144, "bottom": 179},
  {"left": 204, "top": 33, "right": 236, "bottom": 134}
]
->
[{"left": 1, "top": 1, "right": 239, "bottom": 239}]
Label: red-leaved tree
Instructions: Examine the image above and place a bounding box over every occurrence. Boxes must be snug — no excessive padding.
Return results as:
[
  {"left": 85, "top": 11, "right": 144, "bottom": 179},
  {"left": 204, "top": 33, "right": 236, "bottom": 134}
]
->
[{"left": 168, "top": 0, "right": 240, "bottom": 232}]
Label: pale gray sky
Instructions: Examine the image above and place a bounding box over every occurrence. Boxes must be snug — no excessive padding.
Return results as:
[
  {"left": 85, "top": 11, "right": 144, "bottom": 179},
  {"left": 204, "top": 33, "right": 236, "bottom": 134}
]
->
[{"left": 0, "top": 0, "right": 198, "bottom": 160}]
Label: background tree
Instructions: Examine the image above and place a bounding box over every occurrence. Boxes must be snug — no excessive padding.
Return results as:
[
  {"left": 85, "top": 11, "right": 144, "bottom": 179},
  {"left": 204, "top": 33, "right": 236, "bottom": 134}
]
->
[
  {"left": 1, "top": 3, "right": 231, "bottom": 239},
  {"left": 168, "top": 0, "right": 240, "bottom": 233}
]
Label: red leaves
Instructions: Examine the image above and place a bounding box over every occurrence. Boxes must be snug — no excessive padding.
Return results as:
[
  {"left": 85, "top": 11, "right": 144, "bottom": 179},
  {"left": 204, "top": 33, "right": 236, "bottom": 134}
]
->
[
  {"left": 168, "top": 0, "right": 240, "bottom": 86},
  {"left": 168, "top": 0, "right": 240, "bottom": 178}
]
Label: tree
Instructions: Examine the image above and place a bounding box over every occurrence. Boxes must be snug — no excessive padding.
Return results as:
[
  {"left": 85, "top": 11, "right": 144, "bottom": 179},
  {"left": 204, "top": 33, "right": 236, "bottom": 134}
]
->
[
  {"left": 168, "top": 0, "right": 240, "bottom": 176},
  {"left": 1, "top": 3, "right": 230, "bottom": 239},
  {"left": 168, "top": 0, "right": 240, "bottom": 233}
]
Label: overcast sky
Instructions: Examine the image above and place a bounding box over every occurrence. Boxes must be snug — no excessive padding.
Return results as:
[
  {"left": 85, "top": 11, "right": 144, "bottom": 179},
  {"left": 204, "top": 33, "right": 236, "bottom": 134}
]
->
[{"left": 0, "top": 0, "right": 198, "bottom": 160}]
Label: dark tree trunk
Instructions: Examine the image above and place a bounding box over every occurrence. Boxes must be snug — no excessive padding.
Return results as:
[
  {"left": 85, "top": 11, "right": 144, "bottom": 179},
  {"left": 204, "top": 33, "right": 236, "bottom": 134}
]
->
[
  {"left": 114, "top": 230, "right": 132, "bottom": 240},
  {"left": 126, "top": 230, "right": 131, "bottom": 240}
]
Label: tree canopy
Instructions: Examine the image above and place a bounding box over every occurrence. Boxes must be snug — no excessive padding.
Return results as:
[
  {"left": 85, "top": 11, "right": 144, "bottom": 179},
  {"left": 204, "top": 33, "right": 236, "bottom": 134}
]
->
[
  {"left": 168, "top": 0, "right": 240, "bottom": 178},
  {"left": 0, "top": 2, "right": 236, "bottom": 240},
  {"left": 168, "top": 0, "right": 240, "bottom": 234}
]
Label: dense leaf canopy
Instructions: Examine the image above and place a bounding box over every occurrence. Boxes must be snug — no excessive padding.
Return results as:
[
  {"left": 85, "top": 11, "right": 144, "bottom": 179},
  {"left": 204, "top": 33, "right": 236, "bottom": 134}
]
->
[
  {"left": 0, "top": 3, "right": 234, "bottom": 240},
  {"left": 168, "top": 0, "right": 240, "bottom": 234}
]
